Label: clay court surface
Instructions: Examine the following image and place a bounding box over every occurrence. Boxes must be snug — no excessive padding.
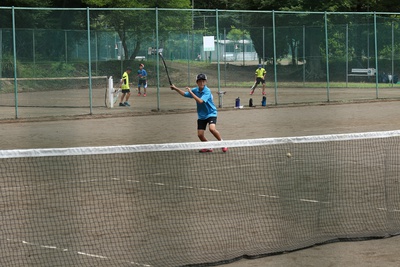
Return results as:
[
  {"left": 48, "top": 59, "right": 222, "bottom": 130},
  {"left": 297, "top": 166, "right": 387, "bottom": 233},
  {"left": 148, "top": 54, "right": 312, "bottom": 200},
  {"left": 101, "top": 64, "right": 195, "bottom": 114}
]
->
[{"left": 1, "top": 86, "right": 400, "bottom": 267}]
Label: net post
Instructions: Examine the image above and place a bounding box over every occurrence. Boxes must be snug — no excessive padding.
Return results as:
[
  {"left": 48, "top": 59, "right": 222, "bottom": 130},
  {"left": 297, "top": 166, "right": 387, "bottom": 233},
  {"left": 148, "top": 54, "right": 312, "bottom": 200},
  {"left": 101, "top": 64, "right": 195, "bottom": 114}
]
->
[
  {"left": 217, "top": 91, "right": 226, "bottom": 108},
  {"left": 108, "top": 76, "right": 114, "bottom": 108}
]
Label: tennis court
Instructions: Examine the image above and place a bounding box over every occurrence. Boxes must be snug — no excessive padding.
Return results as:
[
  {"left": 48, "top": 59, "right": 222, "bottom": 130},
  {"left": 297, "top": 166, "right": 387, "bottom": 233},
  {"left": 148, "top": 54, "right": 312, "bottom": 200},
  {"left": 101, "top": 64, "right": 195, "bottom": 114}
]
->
[
  {"left": 1, "top": 82, "right": 400, "bottom": 121},
  {"left": 1, "top": 93, "right": 400, "bottom": 266},
  {"left": 2, "top": 6, "right": 400, "bottom": 265}
]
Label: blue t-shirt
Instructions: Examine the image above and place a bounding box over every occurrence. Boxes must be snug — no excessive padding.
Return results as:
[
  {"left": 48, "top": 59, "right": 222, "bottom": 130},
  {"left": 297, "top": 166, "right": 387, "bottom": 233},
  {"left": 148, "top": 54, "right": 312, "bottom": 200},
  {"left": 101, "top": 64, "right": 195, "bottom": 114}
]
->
[
  {"left": 184, "top": 85, "right": 217, "bottom": 119},
  {"left": 137, "top": 69, "right": 147, "bottom": 81}
]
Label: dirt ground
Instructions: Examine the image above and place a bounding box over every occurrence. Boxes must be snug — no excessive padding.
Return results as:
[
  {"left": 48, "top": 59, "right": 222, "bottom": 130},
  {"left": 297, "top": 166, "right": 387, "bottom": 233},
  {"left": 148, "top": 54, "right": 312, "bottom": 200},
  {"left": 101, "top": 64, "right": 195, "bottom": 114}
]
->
[{"left": 1, "top": 95, "right": 400, "bottom": 266}]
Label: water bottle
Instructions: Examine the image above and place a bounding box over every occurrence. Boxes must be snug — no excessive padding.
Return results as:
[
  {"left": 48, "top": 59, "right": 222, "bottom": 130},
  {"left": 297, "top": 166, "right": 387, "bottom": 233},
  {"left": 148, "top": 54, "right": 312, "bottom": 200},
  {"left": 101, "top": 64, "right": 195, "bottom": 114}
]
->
[
  {"left": 249, "top": 98, "right": 253, "bottom": 107},
  {"left": 235, "top": 97, "right": 240, "bottom": 108},
  {"left": 262, "top": 96, "right": 267, "bottom": 106}
]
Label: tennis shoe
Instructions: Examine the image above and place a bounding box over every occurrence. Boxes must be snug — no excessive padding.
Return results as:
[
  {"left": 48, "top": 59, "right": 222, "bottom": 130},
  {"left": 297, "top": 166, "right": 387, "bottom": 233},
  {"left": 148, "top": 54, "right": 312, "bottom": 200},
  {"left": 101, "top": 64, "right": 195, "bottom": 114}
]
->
[
  {"left": 262, "top": 92, "right": 266, "bottom": 95},
  {"left": 119, "top": 102, "right": 125, "bottom": 106},
  {"left": 199, "top": 148, "right": 213, "bottom": 153},
  {"left": 249, "top": 91, "right": 254, "bottom": 95},
  {"left": 222, "top": 147, "right": 228, "bottom": 153},
  {"left": 143, "top": 93, "right": 147, "bottom": 97},
  {"left": 124, "top": 102, "right": 130, "bottom": 106},
  {"left": 137, "top": 92, "right": 141, "bottom": 96}
]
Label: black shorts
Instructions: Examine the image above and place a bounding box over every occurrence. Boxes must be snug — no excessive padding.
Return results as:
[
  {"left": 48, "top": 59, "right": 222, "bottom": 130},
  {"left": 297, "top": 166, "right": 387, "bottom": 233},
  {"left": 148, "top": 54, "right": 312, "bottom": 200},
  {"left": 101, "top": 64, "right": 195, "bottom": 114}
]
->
[
  {"left": 121, "top": 89, "right": 130, "bottom": 93},
  {"left": 255, "top": 77, "right": 265, "bottom": 85},
  {"left": 138, "top": 80, "right": 147, "bottom": 88},
  {"left": 197, "top": 117, "right": 217, "bottom": 130}
]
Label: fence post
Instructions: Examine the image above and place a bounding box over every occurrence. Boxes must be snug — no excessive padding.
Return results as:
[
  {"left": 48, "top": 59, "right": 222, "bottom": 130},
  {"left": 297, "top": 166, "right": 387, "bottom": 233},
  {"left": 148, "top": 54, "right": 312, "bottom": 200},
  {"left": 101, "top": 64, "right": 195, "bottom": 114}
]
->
[
  {"left": 303, "top": 25, "right": 305, "bottom": 87},
  {"left": 272, "top": 10, "right": 277, "bottom": 105},
  {"left": 374, "top": 12, "right": 379, "bottom": 98},
  {"left": 12, "top": 6, "right": 18, "bottom": 119},
  {"left": 324, "top": 12, "right": 330, "bottom": 102},
  {"left": 87, "top": 7, "right": 93, "bottom": 115},
  {"left": 216, "top": 9, "right": 222, "bottom": 108},
  {"left": 346, "top": 23, "right": 349, "bottom": 87},
  {"left": 156, "top": 7, "right": 160, "bottom": 111},
  {"left": 391, "top": 21, "right": 394, "bottom": 87}
]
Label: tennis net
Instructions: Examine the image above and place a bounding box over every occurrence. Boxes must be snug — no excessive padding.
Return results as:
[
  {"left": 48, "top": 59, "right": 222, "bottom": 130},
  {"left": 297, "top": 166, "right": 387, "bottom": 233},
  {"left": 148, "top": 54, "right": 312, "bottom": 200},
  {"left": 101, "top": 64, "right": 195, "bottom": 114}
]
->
[{"left": 1, "top": 131, "right": 400, "bottom": 267}]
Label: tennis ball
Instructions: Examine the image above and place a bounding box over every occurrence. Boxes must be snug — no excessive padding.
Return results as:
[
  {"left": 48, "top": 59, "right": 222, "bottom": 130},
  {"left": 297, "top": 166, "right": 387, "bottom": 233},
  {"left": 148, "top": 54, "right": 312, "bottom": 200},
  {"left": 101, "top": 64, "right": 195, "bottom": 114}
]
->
[{"left": 286, "top": 152, "right": 292, "bottom": 158}]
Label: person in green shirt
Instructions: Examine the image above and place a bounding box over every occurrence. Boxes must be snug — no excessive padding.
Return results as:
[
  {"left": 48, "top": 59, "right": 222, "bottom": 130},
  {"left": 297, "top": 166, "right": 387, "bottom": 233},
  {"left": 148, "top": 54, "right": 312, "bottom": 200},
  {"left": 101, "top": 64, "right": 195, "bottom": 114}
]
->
[
  {"left": 119, "top": 66, "right": 132, "bottom": 107},
  {"left": 250, "top": 64, "right": 266, "bottom": 96}
]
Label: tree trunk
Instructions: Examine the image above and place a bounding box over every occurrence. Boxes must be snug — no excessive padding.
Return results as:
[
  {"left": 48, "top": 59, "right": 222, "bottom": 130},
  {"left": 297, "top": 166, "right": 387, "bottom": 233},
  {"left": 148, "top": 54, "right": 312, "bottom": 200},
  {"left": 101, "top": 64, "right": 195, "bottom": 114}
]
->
[
  {"left": 289, "top": 40, "right": 297, "bottom": 66},
  {"left": 305, "top": 32, "right": 324, "bottom": 80},
  {"left": 129, "top": 40, "right": 141, "bottom": 60}
]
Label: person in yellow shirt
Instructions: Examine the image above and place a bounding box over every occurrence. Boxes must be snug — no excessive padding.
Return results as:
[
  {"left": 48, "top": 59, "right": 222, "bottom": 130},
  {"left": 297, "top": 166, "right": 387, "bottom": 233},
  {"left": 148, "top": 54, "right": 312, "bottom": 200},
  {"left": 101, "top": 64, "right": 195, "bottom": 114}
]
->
[
  {"left": 119, "top": 66, "right": 132, "bottom": 106},
  {"left": 250, "top": 64, "right": 266, "bottom": 95}
]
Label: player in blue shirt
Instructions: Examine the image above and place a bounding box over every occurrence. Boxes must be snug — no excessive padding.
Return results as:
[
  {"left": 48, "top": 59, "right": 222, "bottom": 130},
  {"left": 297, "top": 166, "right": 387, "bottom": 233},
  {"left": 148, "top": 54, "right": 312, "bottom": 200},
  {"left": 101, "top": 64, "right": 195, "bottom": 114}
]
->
[
  {"left": 170, "top": 73, "right": 228, "bottom": 153},
  {"left": 137, "top": 63, "right": 148, "bottom": 96}
]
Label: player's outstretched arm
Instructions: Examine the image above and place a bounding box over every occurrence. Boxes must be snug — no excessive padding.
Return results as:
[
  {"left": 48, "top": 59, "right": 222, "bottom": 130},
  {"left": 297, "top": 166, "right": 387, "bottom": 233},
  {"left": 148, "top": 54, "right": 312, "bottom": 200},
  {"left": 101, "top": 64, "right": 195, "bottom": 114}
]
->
[{"left": 170, "top": 84, "right": 186, "bottom": 96}]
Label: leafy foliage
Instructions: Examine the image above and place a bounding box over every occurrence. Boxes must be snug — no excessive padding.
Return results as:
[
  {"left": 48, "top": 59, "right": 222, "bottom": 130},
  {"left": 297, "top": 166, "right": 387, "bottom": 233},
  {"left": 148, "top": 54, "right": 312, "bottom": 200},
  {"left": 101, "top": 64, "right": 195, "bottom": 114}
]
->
[
  {"left": 4, "top": 0, "right": 400, "bottom": 81},
  {"left": 82, "top": 0, "right": 191, "bottom": 59}
]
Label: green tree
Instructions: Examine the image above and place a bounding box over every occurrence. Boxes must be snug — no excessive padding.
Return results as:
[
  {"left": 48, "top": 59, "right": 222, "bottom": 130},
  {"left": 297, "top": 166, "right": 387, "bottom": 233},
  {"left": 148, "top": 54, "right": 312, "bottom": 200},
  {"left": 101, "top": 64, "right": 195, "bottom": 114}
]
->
[
  {"left": 83, "top": 0, "right": 191, "bottom": 59},
  {"left": 0, "top": 0, "right": 89, "bottom": 64},
  {"left": 230, "top": 0, "right": 400, "bottom": 79},
  {"left": 226, "top": 26, "right": 249, "bottom": 61},
  {"left": 0, "top": 0, "right": 53, "bottom": 28}
]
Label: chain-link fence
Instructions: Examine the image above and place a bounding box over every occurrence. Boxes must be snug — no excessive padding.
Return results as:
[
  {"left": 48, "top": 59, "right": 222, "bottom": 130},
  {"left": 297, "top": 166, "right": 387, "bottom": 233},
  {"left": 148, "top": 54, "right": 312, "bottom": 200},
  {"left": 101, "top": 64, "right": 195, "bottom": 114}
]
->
[{"left": 1, "top": 7, "right": 400, "bottom": 119}]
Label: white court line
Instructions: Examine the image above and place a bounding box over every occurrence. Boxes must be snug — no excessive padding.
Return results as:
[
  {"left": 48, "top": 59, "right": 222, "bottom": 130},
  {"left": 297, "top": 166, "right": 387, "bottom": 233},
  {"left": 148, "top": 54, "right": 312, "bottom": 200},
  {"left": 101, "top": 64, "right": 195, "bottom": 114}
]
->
[
  {"left": 300, "top": 199, "right": 331, "bottom": 204},
  {"left": 259, "top": 194, "right": 279, "bottom": 199},
  {"left": 377, "top": 207, "right": 400, "bottom": 212},
  {"left": 201, "top": 188, "right": 222, "bottom": 192},
  {"left": 8, "top": 175, "right": 398, "bottom": 211},
  {"left": 9, "top": 172, "right": 400, "bottom": 211},
  {"left": 204, "top": 163, "right": 256, "bottom": 171},
  {"left": 0, "top": 173, "right": 329, "bottom": 205},
  {"left": 41, "top": 245, "right": 57, "bottom": 249},
  {"left": 9, "top": 238, "right": 151, "bottom": 266},
  {"left": 135, "top": 179, "right": 328, "bottom": 205},
  {"left": 77, "top": 252, "right": 108, "bottom": 259},
  {"left": 178, "top": 185, "right": 194, "bottom": 189},
  {"left": 130, "top": 168, "right": 331, "bottom": 205},
  {"left": 108, "top": 167, "right": 329, "bottom": 204}
]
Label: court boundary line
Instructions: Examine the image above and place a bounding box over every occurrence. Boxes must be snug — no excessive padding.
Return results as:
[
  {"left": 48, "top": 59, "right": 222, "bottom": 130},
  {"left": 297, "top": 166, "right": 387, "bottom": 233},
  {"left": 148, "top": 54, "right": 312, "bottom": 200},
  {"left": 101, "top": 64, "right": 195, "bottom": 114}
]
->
[{"left": 3, "top": 237, "right": 152, "bottom": 267}]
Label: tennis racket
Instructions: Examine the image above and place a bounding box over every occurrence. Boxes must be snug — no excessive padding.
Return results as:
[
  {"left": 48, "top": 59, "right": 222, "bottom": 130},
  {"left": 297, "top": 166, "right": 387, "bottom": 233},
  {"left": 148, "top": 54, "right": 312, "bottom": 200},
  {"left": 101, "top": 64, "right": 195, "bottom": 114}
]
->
[
  {"left": 159, "top": 52, "right": 172, "bottom": 85},
  {"left": 112, "top": 88, "right": 121, "bottom": 105}
]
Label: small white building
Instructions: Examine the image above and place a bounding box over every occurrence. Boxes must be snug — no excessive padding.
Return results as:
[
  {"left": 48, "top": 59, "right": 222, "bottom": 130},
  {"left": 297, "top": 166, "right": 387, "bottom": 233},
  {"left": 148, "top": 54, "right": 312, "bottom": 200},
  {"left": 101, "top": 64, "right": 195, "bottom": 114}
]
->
[{"left": 200, "top": 39, "right": 258, "bottom": 62}]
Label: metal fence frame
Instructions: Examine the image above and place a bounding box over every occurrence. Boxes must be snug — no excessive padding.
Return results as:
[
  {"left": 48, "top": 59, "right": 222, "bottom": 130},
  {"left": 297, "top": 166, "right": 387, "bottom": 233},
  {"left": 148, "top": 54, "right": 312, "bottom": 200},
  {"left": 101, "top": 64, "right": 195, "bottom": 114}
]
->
[{"left": 1, "top": 7, "right": 400, "bottom": 118}]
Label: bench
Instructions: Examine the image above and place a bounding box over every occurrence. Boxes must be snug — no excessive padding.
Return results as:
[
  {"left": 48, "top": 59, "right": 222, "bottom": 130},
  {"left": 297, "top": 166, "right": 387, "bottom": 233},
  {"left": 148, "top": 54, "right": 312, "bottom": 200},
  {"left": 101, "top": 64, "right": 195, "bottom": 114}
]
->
[{"left": 348, "top": 68, "right": 376, "bottom": 77}]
